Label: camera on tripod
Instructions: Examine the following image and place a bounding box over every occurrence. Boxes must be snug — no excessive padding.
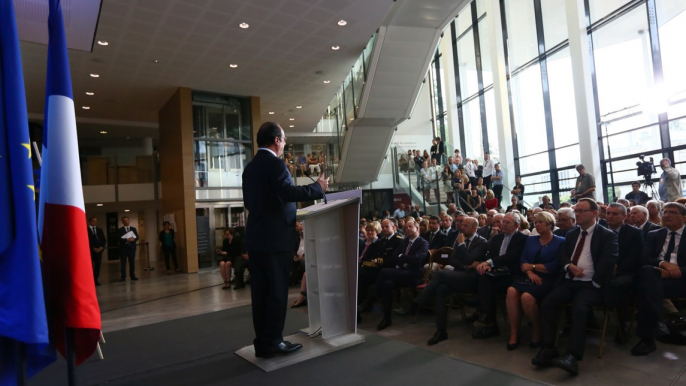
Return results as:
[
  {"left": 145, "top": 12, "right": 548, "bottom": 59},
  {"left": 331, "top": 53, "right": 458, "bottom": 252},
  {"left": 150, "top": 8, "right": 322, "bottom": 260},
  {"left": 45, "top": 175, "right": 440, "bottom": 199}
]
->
[{"left": 636, "top": 155, "right": 656, "bottom": 183}]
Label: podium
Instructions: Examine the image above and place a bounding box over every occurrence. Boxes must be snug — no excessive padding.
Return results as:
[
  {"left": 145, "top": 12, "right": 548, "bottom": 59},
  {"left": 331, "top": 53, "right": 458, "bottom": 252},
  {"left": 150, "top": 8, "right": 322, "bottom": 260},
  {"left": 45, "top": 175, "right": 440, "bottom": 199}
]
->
[{"left": 236, "top": 191, "right": 364, "bottom": 371}]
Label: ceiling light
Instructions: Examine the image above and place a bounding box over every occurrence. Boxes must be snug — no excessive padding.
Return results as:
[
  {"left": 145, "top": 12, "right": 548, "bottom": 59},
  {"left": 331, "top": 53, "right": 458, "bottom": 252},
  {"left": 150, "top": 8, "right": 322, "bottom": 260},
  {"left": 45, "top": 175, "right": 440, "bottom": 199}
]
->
[
  {"left": 337, "top": 20, "right": 347, "bottom": 26},
  {"left": 153, "top": 59, "right": 160, "bottom": 64},
  {"left": 331, "top": 45, "right": 340, "bottom": 50},
  {"left": 296, "top": 106, "right": 302, "bottom": 109},
  {"left": 86, "top": 92, "right": 94, "bottom": 95},
  {"left": 239, "top": 22, "right": 249, "bottom": 29},
  {"left": 229, "top": 64, "right": 238, "bottom": 68},
  {"left": 289, "top": 125, "right": 294, "bottom": 128},
  {"left": 90, "top": 74, "right": 99, "bottom": 78},
  {"left": 289, "top": 118, "right": 295, "bottom": 121},
  {"left": 96, "top": 204, "right": 103, "bottom": 207},
  {"left": 323, "top": 80, "right": 330, "bottom": 84},
  {"left": 100, "top": 131, "right": 107, "bottom": 134},
  {"left": 97, "top": 40, "right": 108, "bottom": 46},
  {"left": 124, "top": 209, "right": 130, "bottom": 212},
  {"left": 268, "top": 111, "right": 275, "bottom": 114},
  {"left": 82, "top": 106, "right": 90, "bottom": 110}
]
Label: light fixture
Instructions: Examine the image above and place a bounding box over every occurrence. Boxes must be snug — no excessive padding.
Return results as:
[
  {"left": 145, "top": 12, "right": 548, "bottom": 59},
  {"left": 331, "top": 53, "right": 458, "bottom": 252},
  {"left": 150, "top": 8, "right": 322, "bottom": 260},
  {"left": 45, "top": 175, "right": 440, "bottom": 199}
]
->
[
  {"left": 337, "top": 20, "right": 347, "bottom": 26},
  {"left": 323, "top": 80, "right": 330, "bottom": 84},
  {"left": 82, "top": 106, "right": 90, "bottom": 110},
  {"left": 289, "top": 125, "right": 294, "bottom": 128},
  {"left": 289, "top": 118, "right": 295, "bottom": 121},
  {"left": 86, "top": 92, "right": 94, "bottom": 95},
  {"left": 100, "top": 131, "right": 107, "bottom": 134},
  {"left": 90, "top": 74, "right": 99, "bottom": 78},
  {"left": 268, "top": 111, "right": 275, "bottom": 114},
  {"left": 331, "top": 45, "right": 340, "bottom": 50},
  {"left": 296, "top": 105, "right": 302, "bottom": 109},
  {"left": 97, "top": 40, "right": 108, "bottom": 46},
  {"left": 229, "top": 64, "right": 238, "bottom": 68},
  {"left": 153, "top": 59, "right": 160, "bottom": 64},
  {"left": 239, "top": 22, "right": 249, "bottom": 29},
  {"left": 96, "top": 204, "right": 103, "bottom": 207},
  {"left": 124, "top": 209, "right": 130, "bottom": 212}
]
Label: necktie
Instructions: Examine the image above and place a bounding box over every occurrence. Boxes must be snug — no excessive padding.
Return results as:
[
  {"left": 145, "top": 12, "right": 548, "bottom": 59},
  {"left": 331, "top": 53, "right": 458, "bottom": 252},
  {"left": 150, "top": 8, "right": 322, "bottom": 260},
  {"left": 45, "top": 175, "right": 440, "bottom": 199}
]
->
[
  {"left": 126, "top": 227, "right": 130, "bottom": 233},
  {"left": 665, "top": 231, "right": 677, "bottom": 263},
  {"left": 465, "top": 238, "right": 471, "bottom": 249},
  {"left": 405, "top": 239, "right": 413, "bottom": 255},
  {"left": 430, "top": 232, "right": 435, "bottom": 243},
  {"left": 499, "top": 235, "right": 510, "bottom": 256},
  {"left": 568, "top": 230, "right": 588, "bottom": 278}
]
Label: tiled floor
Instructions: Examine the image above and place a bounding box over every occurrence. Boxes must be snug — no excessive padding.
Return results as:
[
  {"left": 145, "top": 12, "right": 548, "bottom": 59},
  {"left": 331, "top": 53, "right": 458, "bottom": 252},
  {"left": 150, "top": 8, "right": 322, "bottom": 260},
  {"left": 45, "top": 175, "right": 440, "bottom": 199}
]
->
[{"left": 97, "top": 260, "right": 686, "bottom": 385}]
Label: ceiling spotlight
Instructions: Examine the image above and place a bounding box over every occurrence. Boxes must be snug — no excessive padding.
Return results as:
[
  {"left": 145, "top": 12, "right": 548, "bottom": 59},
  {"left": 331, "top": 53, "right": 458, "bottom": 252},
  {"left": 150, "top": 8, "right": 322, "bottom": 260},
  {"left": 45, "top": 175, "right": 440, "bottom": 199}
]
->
[
  {"left": 86, "top": 92, "right": 94, "bottom": 95},
  {"left": 337, "top": 20, "right": 347, "bottom": 26},
  {"left": 153, "top": 59, "right": 160, "bottom": 64},
  {"left": 124, "top": 209, "right": 130, "bottom": 212},
  {"left": 296, "top": 106, "right": 302, "bottom": 109},
  {"left": 82, "top": 106, "right": 91, "bottom": 110},
  {"left": 268, "top": 111, "right": 275, "bottom": 114},
  {"left": 323, "top": 80, "right": 330, "bottom": 84},
  {"left": 90, "top": 74, "right": 99, "bottom": 78},
  {"left": 289, "top": 125, "right": 294, "bottom": 128},
  {"left": 239, "top": 22, "right": 249, "bottom": 29},
  {"left": 289, "top": 118, "right": 295, "bottom": 121},
  {"left": 97, "top": 40, "right": 108, "bottom": 46},
  {"left": 331, "top": 45, "right": 340, "bottom": 50},
  {"left": 100, "top": 131, "right": 107, "bottom": 134},
  {"left": 96, "top": 204, "right": 103, "bottom": 207},
  {"left": 229, "top": 64, "right": 238, "bottom": 68}
]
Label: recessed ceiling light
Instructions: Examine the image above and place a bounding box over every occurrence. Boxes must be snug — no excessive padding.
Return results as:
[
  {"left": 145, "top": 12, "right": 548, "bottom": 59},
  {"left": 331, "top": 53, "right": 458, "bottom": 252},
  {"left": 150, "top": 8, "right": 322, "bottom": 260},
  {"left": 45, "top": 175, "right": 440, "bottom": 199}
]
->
[
  {"left": 96, "top": 204, "right": 103, "bottom": 207},
  {"left": 296, "top": 106, "right": 302, "bottom": 109},
  {"left": 100, "top": 131, "right": 107, "bottom": 134},
  {"left": 331, "top": 45, "right": 340, "bottom": 50},
  {"left": 289, "top": 125, "right": 294, "bottom": 128},
  {"left": 153, "top": 59, "right": 160, "bottom": 64},
  {"left": 337, "top": 20, "right": 347, "bottom": 26},
  {"left": 289, "top": 118, "right": 295, "bottom": 121},
  {"left": 82, "top": 106, "right": 91, "bottom": 110},
  {"left": 268, "top": 111, "right": 275, "bottom": 114},
  {"left": 124, "top": 209, "right": 130, "bottom": 212},
  {"left": 239, "top": 22, "right": 249, "bottom": 29},
  {"left": 97, "top": 40, "right": 108, "bottom": 46},
  {"left": 229, "top": 64, "right": 238, "bottom": 68},
  {"left": 86, "top": 92, "right": 94, "bottom": 95},
  {"left": 323, "top": 80, "right": 330, "bottom": 83},
  {"left": 90, "top": 74, "right": 99, "bottom": 78}
]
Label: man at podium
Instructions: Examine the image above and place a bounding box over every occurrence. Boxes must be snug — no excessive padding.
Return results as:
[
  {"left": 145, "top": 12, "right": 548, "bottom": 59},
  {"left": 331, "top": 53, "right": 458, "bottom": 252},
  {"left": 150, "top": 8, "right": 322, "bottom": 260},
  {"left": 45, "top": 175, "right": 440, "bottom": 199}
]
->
[{"left": 242, "top": 122, "right": 328, "bottom": 359}]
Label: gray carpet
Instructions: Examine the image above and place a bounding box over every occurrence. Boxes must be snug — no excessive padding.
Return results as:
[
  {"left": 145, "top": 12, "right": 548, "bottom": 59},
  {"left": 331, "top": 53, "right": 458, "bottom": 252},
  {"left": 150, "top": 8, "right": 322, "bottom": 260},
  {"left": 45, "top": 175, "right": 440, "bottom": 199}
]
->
[{"left": 29, "top": 306, "right": 546, "bottom": 386}]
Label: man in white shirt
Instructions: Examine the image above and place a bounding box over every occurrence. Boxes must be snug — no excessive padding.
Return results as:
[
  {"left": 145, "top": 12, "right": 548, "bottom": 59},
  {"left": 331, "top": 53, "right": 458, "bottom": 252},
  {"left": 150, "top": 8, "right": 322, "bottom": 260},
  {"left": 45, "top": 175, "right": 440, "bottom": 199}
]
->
[
  {"left": 464, "top": 157, "right": 477, "bottom": 188},
  {"left": 482, "top": 153, "right": 495, "bottom": 190},
  {"left": 393, "top": 203, "right": 406, "bottom": 219}
]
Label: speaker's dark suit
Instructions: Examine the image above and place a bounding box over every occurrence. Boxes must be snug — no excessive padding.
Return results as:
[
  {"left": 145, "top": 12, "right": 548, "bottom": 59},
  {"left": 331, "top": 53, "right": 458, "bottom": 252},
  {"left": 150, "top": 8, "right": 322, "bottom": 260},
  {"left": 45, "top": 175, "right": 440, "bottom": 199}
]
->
[
  {"left": 88, "top": 226, "right": 106, "bottom": 283},
  {"left": 414, "top": 234, "right": 488, "bottom": 331},
  {"left": 118, "top": 226, "right": 139, "bottom": 279},
  {"left": 640, "top": 221, "right": 661, "bottom": 241},
  {"left": 242, "top": 149, "right": 324, "bottom": 351},
  {"left": 636, "top": 227, "right": 686, "bottom": 340},
  {"left": 421, "top": 230, "right": 448, "bottom": 250},
  {"left": 540, "top": 225, "right": 618, "bottom": 360},
  {"left": 477, "top": 231, "right": 527, "bottom": 325},
  {"left": 371, "top": 236, "right": 429, "bottom": 319}
]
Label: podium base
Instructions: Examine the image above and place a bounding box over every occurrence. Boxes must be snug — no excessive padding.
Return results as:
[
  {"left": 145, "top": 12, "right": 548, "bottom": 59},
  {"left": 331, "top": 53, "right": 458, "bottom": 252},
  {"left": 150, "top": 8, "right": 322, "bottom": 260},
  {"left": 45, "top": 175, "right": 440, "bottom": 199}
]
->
[{"left": 235, "top": 332, "right": 364, "bottom": 372}]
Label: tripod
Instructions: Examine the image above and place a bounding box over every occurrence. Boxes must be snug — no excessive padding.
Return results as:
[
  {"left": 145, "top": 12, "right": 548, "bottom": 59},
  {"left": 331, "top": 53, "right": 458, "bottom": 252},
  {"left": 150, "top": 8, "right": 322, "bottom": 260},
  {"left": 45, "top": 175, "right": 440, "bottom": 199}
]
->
[{"left": 642, "top": 175, "right": 658, "bottom": 199}]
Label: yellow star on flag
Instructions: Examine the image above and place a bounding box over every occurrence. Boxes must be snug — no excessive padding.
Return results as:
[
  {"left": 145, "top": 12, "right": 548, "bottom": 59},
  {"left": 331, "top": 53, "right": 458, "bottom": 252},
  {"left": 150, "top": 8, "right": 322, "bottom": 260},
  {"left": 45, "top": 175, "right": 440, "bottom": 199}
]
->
[
  {"left": 22, "top": 143, "right": 31, "bottom": 158},
  {"left": 28, "top": 185, "right": 35, "bottom": 201}
]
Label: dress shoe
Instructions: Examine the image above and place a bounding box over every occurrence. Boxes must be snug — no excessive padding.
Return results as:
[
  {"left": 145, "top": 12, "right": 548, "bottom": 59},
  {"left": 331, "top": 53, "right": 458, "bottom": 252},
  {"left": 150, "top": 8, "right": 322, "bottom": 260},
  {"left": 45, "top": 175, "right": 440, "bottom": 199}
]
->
[
  {"left": 427, "top": 330, "right": 448, "bottom": 345},
  {"left": 631, "top": 339, "right": 656, "bottom": 356},
  {"left": 656, "top": 321, "right": 670, "bottom": 337},
  {"left": 256, "top": 341, "right": 303, "bottom": 359},
  {"left": 472, "top": 325, "right": 500, "bottom": 339},
  {"left": 376, "top": 318, "right": 392, "bottom": 331},
  {"left": 131, "top": 276, "right": 139, "bottom": 281},
  {"left": 552, "top": 353, "right": 579, "bottom": 376},
  {"left": 507, "top": 341, "right": 519, "bottom": 351},
  {"left": 531, "top": 348, "right": 559, "bottom": 367}
]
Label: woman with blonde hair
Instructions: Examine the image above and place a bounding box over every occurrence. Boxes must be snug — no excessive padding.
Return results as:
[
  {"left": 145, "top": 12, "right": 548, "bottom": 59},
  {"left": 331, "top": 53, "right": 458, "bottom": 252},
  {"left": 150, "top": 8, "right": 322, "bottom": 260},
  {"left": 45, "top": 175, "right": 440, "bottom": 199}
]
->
[{"left": 485, "top": 189, "right": 498, "bottom": 211}]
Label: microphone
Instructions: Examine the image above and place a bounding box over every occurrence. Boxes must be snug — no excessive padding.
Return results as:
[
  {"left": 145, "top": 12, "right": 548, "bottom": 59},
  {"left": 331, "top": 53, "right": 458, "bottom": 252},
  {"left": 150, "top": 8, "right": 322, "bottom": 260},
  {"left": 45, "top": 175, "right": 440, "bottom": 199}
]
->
[{"left": 308, "top": 175, "right": 328, "bottom": 204}]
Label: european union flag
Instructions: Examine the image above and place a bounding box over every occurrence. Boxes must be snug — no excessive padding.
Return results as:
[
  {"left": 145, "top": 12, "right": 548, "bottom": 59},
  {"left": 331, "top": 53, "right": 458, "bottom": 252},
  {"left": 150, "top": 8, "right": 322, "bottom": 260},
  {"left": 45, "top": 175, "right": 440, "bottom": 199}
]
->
[{"left": 0, "top": 0, "right": 54, "bottom": 383}]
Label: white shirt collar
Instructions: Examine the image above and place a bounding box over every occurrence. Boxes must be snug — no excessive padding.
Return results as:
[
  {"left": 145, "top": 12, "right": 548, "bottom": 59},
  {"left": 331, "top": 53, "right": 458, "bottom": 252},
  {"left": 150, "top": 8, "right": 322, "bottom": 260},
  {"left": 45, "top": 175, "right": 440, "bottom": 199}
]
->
[
  {"left": 258, "top": 147, "right": 277, "bottom": 157},
  {"left": 580, "top": 223, "right": 596, "bottom": 235}
]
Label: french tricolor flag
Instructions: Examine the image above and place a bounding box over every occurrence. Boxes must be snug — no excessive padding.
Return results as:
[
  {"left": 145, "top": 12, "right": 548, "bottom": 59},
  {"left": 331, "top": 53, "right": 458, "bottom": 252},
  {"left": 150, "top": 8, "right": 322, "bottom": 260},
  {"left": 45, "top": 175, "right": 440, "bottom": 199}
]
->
[{"left": 37, "top": 0, "right": 101, "bottom": 365}]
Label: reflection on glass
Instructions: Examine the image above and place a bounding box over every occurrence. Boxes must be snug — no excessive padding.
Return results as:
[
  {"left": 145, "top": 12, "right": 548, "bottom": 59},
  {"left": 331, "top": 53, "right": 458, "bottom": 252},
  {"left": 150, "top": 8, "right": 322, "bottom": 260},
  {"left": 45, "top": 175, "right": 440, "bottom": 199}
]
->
[
  {"left": 194, "top": 141, "right": 253, "bottom": 188},
  {"left": 589, "top": 0, "right": 633, "bottom": 24},
  {"left": 519, "top": 152, "right": 550, "bottom": 175},
  {"left": 484, "top": 90, "right": 499, "bottom": 161},
  {"left": 511, "top": 63, "right": 547, "bottom": 155},
  {"left": 504, "top": 0, "right": 538, "bottom": 70},
  {"left": 463, "top": 99, "right": 484, "bottom": 160},
  {"left": 657, "top": 0, "right": 686, "bottom": 104},
  {"left": 547, "top": 48, "right": 579, "bottom": 147},
  {"left": 541, "top": 0, "right": 568, "bottom": 48},
  {"left": 457, "top": 31, "right": 478, "bottom": 99},
  {"left": 602, "top": 125, "right": 661, "bottom": 159}
]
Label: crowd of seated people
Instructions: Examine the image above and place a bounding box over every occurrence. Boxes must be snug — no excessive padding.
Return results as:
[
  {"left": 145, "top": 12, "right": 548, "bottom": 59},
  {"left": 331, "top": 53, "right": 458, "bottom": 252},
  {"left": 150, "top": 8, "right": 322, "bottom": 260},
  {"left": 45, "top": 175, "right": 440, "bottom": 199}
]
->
[{"left": 354, "top": 184, "right": 686, "bottom": 376}]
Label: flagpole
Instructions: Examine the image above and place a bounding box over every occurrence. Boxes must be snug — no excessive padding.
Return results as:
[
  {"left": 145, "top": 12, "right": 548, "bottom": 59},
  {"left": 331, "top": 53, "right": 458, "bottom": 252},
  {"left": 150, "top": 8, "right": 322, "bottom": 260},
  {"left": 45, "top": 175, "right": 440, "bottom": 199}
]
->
[
  {"left": 16, "top": 342, "right": 26, "bottom": 386},
  {"left": 66, "top": 328, "right": 77, "bottom": 386}
]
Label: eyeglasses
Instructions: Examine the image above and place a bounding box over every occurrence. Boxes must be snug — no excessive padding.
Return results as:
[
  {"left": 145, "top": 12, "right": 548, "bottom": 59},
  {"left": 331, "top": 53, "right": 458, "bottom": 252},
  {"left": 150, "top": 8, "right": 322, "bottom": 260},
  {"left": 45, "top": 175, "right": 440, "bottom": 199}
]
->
[
  {"left": 663, "top": 210, "right": 682, "bottom": 216},
  {"left": 573, "top": 209, "right": 593, "bottom": 214},
  {"left": 278, "top": 136, "right": 287, "bottom": 142}
]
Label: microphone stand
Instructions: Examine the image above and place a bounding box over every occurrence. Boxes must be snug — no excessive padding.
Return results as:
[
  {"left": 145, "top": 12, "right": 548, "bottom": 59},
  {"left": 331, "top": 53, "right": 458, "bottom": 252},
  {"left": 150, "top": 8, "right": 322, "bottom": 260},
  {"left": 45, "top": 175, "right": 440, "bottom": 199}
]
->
[{"left": 308, "top": 175, "right": 328, "bottom": 204}]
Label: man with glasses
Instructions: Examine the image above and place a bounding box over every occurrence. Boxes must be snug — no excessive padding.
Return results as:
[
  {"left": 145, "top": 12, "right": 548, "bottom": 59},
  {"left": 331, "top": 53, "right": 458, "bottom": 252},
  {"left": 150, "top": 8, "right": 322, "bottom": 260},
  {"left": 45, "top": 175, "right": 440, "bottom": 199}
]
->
[
  {"left": 632, "top": 203, "right": 686, "bottom": 356},
  {"left": 532, "top": 198, "right": 618, "bottom": 375},
  {"left": 242, "top": 122, "right": 328, "bottom": 359},
  {"left": 554, "top": 208, "right": 577, "bottom": 238}
]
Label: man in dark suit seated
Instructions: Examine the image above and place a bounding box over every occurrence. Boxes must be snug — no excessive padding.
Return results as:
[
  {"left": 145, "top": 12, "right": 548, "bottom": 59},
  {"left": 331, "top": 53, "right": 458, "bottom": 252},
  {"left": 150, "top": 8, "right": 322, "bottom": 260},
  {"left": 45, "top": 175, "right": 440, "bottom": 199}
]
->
[
  {"left": 441, "top": 214, "right": 459, "bottom": 247},
  {"left": 632, "top": 203, "right": 686, "bottom": 356},
  {"left": 473, "top": 213, "right": 528, "bottom": 339},
  {"left": 88, "top": 217, "right": 106, "bottom": 286},
  {"left": 242, "top": 122, "right": 327, "bottom": 359},
  {"left": 554, "top": 208, "right": 577, "bottom": 238},
  {"left": 532, "top": 198, "right": 618, "bottom": 375},
  {"left": 421, "top": 215, "right": 448, "bottom": 251},
  {"left": 630, "top": 205, "right": 661, "bottom": 241},
  {"left": 358, "top": 219, "right": 403, "bottom": 304},
  {"left": 118, "top": 216, "right": 139, "bottom": 281},
  {"left": 409, "top": 204, "right": 424, "bottom": 219},
  {"left": 361, "top": 220, "right": 429, "bottom": 331},
  {"left": 410, "top": 217, "right": 488, "bottom": 345},
  {"left": 477, "top": 210, "right": 498, "bottom": 240},
  {"left": 605, "top": 203, "right": 644, "bottom": 342}
]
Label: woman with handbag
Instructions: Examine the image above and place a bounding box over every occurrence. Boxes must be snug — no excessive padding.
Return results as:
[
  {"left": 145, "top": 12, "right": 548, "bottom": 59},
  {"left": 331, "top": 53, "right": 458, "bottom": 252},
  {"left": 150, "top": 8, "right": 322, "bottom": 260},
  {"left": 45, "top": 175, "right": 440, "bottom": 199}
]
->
[{"left": 505, "top": 211, "right": 563, "bottom": 350}]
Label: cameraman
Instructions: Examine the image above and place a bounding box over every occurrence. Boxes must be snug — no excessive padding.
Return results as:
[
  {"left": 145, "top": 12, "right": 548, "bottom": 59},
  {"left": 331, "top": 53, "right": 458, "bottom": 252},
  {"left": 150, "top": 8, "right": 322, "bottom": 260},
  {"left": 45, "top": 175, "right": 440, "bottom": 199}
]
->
[
  {"left": 659, "top": 158, "right": 681, "bottom": 202},
  {"left": 625, "top": 181, "right": 650, "bottom": 205}
]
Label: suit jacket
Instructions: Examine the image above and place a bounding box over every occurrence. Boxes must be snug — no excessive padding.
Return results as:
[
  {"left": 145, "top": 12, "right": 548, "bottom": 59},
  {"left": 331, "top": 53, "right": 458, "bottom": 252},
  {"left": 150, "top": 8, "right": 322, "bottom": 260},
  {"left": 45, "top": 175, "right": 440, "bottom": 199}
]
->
[
  {"left": 444, "top": 228, "right": 459, "bottom": 248},
  {"left": 557, "top": 225, "right": 618, "bottom": 287},
  {"left": 643, "top": 227, "right": 686, "bottom": 277},
  {"left": 88, "top": 226, "right": 106, "bottom": 253},
  {"left": 421, "top": 230, "right": 447, "bottom": 250},
  {"left": 387, "top": 236, "right": 430, "bottom": 279},
  {"left": 359, "top": 239, "right": 384, "bottom": 269},
  {"left": 118, "top": 226, "right": 139, "bottom": 252},
  {"left": 487, "top": 231, "right": 527, "bottom": 274},
  {"left": 448, "top": 234, "right": 488, "bottom": 268},
  {"left": 477, "top": 226, "right": 492, "bottom": 240},
  {"left": 242, "top": 149, "right": 324, "bottom": 252},
  {"left": 598, "top": 218, "right": 609, "bottom": 229},
  {"left": 554, "top": 225, "right": 577, "bottom": 238},
  {"left": 616, "top": 224, "right": 644, "bottom": 276},
  {"left": 373, "top": 233, "right": 404, "bottom": 268},
  {"left": 640, "top": 221, "right": 661, "bottom": 241}
]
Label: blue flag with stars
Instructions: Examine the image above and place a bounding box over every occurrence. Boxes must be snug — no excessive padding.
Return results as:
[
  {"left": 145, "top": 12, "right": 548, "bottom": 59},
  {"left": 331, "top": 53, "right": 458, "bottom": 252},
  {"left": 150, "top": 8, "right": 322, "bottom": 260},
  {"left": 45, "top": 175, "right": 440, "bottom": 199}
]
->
[{"left": 0, "top": 0, "right": 54, "bottom": 383}]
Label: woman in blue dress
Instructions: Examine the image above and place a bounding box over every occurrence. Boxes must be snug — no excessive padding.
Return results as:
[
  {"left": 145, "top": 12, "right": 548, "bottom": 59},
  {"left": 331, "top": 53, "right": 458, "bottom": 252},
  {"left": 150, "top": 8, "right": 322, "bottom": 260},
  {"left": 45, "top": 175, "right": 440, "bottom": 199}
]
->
[{"left": 506, "top": 211, "right": 564, "bottom": 349}]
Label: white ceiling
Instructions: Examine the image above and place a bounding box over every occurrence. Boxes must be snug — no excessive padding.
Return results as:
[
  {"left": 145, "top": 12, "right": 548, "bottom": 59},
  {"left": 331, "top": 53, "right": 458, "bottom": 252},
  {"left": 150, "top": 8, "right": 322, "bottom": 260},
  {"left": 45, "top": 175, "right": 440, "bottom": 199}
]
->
[{"left": 18, "top": 0, "right": 396, "bottom": 138}]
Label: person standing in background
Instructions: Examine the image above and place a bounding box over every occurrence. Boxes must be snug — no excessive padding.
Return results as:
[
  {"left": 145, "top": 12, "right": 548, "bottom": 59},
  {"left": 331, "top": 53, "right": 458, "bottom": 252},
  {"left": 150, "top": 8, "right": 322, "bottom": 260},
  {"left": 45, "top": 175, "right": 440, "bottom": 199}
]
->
[
  {"left": 88, "top": 217, "right": 106, "bottom": 286},
  {"left": 159, "top": 221, "right": 179, "bottom": 274},
  {"left": 659, "top": 158, "right": 681, "bottom": 202},
  {"left": 482, "top": 153, "right": 495, "bottom": 190},
  {"left": 118, "top": 216, "right": 139, "bottom": 281},
  {"left": 574, "top": 164, "right": 596, "bottom": 200}
]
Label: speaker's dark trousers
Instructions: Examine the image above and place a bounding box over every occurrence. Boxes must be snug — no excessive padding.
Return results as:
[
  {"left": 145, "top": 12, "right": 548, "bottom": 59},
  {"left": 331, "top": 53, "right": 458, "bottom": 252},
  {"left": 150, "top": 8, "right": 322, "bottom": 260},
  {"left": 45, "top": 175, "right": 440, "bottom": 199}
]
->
[{"left": 249, "top": 251, "right": 291, "bottom": 350}]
